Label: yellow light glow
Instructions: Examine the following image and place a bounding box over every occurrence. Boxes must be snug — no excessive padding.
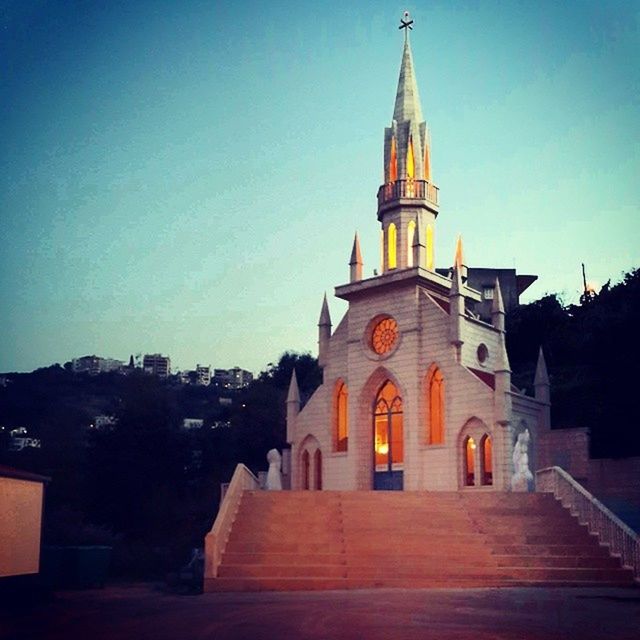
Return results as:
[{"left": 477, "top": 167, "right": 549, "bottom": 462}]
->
[
  {"left": 424, "top": 141, "right": 431, "bottom": 181},
  {"left": 406, "top": 138, "right": 415, "bottom": 179},
  {"left": 389, "top": 137, "right": 398, "bottom": 182},
  {"left": 376, "top": 442, "right": 389, "bottom": 456},
  {"left": 388, "top": 223, "right": 397, "bottom": 269},
  {"left": 426, "top": 224, "right": 434, "bottom": 270}
]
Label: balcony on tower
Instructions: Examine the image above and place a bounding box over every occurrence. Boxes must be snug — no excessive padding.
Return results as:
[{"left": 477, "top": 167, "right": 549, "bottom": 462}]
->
[{"left": 377, "top": 178, "right": 439, "bottom": 214}]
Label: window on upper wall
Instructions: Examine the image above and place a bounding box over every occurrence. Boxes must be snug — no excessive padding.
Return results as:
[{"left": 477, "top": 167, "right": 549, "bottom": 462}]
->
[
  {"left": 388, "top": 223, "right": 397, "bottom": 269},
  {"left": 335, "top": 381, "right": 348, "bottom": 452},
  {"left": 389, "top": 137, "right": 397, "bottom": 182},
  {"left": 426, "top": 224, "right": 434, "bottom": 270},
  {"left": 428, "top": 367, "right": 444, "bottom": 445},
  {"left": 406, "top": 138, "right": 415, "bottom": 179},
  {"left": 482, "top": 286, "right": 494, "bottom": 300}
]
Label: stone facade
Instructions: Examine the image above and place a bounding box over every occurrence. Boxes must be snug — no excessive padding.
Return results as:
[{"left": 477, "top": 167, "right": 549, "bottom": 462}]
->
[{"left": 286, "top": 34, "right": 550, "bottom": 493}]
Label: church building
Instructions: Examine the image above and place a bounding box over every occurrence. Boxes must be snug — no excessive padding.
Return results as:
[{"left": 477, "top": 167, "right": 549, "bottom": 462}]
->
[{"left": 285, "top": 24, "right": 550, "bottom": 493}]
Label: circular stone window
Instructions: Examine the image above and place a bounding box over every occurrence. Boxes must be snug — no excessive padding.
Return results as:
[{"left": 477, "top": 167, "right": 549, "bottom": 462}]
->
[
  {"left": 371, "top": 317, "right": 399, "bottom": 355},
  {"left": 477, "top": 343, "right": 489, "bottom": 365}
]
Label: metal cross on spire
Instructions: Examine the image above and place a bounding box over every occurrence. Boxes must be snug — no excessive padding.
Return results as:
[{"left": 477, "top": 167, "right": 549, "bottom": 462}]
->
[{"left": 399, "top": 11, "right": 414, "bottom": 41}]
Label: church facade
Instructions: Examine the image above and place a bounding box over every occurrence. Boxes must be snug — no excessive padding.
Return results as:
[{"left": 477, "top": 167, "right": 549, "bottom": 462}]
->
[{"left": 285, "top": 30, "right": 551, "bottom": 493}]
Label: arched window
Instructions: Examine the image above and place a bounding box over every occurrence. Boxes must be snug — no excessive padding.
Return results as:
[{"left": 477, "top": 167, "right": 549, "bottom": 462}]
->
[
  {"left": 481, "top": 435, "right": 493, "bottom": 485},
  {"left": 425, "top": 224, "right": 434, "bottom": 270},
  {"left": 314, "top": 449, "right": 322, "bottom": 490},
  {"left": 464, "top": 436, "right": 476, "bottom": 486},
  {"left": 302, "top": 450, "right": 310, "bottom": 490},
  {"left": 374, "top": 380, "right": 403, "bottom": 468},
  {"left": 407, "top": 220, "right": 416, "bottom": 267},
  {"left": 424, "top": 141, "right": 431, "bottom": 181},
  {"left": 406, "top": 138, "right": 415, "bottom": 179},
  {"left": 388, "top": 223, "right": 397, "bottom": 269},
  {"left": 428, "top": 367, "right": 444, "bottom": 445},
  {"left": 389, "top": 136, "right": 398, "bottom": 182},
  {"left": 335, "top": 381, "right": 348, "bottom": 452}
]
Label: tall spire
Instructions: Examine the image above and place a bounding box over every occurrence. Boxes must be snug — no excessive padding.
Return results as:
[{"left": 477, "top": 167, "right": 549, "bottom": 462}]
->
[
  {"left": 393, "top": 35, "right": 424, "bottom": 124},
  {"left": 349, "top": 232, "right": 363, "bottom": 282}
]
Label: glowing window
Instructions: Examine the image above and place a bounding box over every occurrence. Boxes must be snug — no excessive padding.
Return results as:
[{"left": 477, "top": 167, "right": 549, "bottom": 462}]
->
[
  {"left": 428, "top": 368, "right": 444, "bottom": 445},
  {"left": 389, "top": 136, "right": 397, "bottom": 182},
  {"left": 380, "top": 230, "right": 384, "bottom": 273},
  {"left": 371, "top": 317, "right": 398, "bottom": 355},
  {"left": 406, "top": 138, "right": 415, "bottom": 179},
  {"left": 407, "top": 220, "right": 416, "bottom": 267},
  {"left": 388, "top": 223, "right": 397, "bottom": 269},
  {"left": 374, "top": 380, "right": 403, "bottom": 468},
  {"left": 481, "top": 435, "right": 493, "bottom": 486},
  {"left": 424, "top": 141, "right": 431, "bottom": 181},
  {"left": 465, "top": 437, "right": 476, "bottom": 486},
  {"left": 335, "top": 381, "right": 348, "bottom": 452},
  {"left": 426, "top": 224, "right": 434, "bottom": 270}
]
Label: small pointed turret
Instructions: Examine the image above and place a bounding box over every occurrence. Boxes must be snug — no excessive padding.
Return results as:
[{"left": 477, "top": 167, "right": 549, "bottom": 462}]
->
[
  {"left": 453, "top": 235, "right": 468, "bottom": 282},
  {"left": 494, "top": 335, "right": 512, "bottom": 427},
  {"left": 318, "top": 293, "right": 332, "bottom": 369},
  {"left": 286, "top": 369, "right": 300, "bottom": 444},
  {"left": 412, "top": 217, "right": 426, "bottom": 268},
  {"left": 449, "top": 264, "right": 465, "bottom": 351},
  {"left": 492, "top": 278, "right": 505, "bottom": 332},
  {"left": 534, "top": 347, "right": 551, "bottom": 429},
  {"left": 349, "top": 233, "right": 363, "bottom": 282}
]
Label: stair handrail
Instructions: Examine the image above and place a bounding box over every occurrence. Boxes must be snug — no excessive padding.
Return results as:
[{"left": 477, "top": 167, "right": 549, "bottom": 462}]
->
[
  {"left": 536, "top": 465, "right": 639, "bottom": 581},
  {"left": 204, "top": 463, "right": 260, "bottom": 578}
]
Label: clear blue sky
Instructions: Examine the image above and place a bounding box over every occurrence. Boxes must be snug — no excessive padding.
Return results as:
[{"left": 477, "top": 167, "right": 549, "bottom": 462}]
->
[{"left": 1, "top": 1, "right": 638, "bottom": 374}]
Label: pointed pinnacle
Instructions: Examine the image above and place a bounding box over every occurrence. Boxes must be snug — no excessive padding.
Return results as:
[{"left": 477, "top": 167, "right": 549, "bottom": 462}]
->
[
  {"left": 534, "top": 347, "right": 549, "bottom": 386},
  {"left": 349, "top": 232, "right": 363, "bottom": 265},
  {"left": 497, "top": 337, "right": 511, "bottom": 372},
  {"left": 492, "top": 277, "right": 505, "bottom": 315},
  {"left": 286, "top": 368, "right": 300, "bottom": 404},
  {"left": 454, "top": 235, "right": 464, "bottom": 269},
  {"left": 393, "top": 38, "right": 423, "bottom": 124},
  {"left": 450, "top": 263, "right": 463, "bottom": 297},
  {"left": 318, "top": 293, "right": 332, "bottom": 326}
]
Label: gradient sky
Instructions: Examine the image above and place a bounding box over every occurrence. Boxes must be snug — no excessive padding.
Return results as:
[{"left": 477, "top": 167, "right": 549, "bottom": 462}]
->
[{"left": 1, "top": 1, "right": 638, "bottom": 374}]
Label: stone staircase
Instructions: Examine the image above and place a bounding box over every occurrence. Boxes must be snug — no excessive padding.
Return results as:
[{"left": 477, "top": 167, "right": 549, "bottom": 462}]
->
[{"left": 204, "top": 490, "right": 635, "bottom": 592}]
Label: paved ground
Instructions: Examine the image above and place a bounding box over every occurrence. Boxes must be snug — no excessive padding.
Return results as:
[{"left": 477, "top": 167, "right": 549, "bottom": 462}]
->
[{"left": 2, "top": 584, "right": 640, "bottom": 640}]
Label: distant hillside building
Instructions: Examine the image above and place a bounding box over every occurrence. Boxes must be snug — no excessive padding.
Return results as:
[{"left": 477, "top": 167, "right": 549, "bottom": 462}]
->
[
  {"left": 72, "top": 355, "right": 124, "bottom": 375},
  {"left": 213, "top": 367, "right": 253, "bottom": 390},
  {"left": 196, "top": 364, "right": 211, "bottom": 386},
  {"left": 143, "top": 354, "right": 171, "bottom": 378},
  {"left": 436, "top": 267, "right": 537, "bottom": 322}
]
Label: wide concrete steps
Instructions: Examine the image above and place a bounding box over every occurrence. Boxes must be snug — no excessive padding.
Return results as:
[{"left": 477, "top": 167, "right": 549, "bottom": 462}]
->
[{"left": 204, "top": 490, "right": 635, "bottom": 592}]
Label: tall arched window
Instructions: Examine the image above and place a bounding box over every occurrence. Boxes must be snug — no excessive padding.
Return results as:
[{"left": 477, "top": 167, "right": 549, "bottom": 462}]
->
[
  {"left": 428, "top": 367, "right": 444, "bottom": 445},
  {"left": 481, "top": 435, "right": 493, "bottom": 486},
  {"left": 302, "top": 450, "right": 310, "bottom": 490},
  {"left": 407, "top": 220, "right": 416, "bottom": 267},
  {"left": 426, "top": 224, "right": 434, "bottom": 270},
  {"left": 389, "top": 136, "right": 398, "bottom": 182},
  {"left": 406, "top": 138, "right": 415, "bottom": 179},
  {"left": 464, "top": 436, "right": 476, "bottom": 486},
  {"left": 388, "top": 223, "right": 397, "bottom": 269},
  {"left": 314, "top": 449, "right": 322, "bottom": 490},
  {"left": 374, "top": 380, "right": 403, "bottom": 469},
  {"left": 335, "top": 381, "right": 348, "bottom": 452}
]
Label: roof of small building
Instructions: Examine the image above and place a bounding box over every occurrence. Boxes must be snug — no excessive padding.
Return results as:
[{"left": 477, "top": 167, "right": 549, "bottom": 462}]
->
[{"left": 0, "top": 464, "right": 50, "bottom": 483}]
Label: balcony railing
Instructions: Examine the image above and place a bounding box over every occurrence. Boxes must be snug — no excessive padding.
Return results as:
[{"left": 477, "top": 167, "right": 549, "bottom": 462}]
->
[
  {"left": 377, "top": 179, "right": 439, "bottom": 208},
  {"left": 537, "top": 466, "right": 640, "bottom": 582}
]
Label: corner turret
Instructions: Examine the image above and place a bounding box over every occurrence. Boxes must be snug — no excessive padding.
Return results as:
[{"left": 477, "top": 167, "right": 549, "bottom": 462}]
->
[
  {"left": 286, "top": 369, "right": 301, "bottom": 444},
  {"left": 318, "top": 293, "right": 332, "bottom": 369}
]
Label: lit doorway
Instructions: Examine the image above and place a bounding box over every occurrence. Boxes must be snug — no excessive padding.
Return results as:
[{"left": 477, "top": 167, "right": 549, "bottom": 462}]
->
[{"left": 373, "top": 380, "right": 403, "bottom": 490}]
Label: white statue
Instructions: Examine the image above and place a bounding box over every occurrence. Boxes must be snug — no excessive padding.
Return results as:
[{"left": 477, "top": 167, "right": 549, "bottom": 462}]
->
[
  {"left": 511, "top": 429, "right": 533, "bottom": 492},
  {"left": 265, "top": 448, "right": 283, "bottom": 491}
]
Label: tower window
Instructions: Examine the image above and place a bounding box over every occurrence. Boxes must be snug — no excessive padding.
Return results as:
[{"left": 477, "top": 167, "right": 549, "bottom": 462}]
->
[
  {"left": 388, "top": 223, "right": 397, "bottom": 269},
  {"left": 406, "top": 137, "right": 415, "bottom": 179},
  {"left": 389, "top": 136, "right": 398, "bottom": 182},
  {"left": 426, "top": 224, "right": 434, "bottom": 270}
]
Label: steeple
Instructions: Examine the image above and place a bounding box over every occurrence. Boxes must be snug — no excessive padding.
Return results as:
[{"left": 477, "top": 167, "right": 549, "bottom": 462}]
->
[
  {"left": 377, "top": 14, "right": 438, "bottom": 274},
  {"left": 393, "top": 37, "right": 424, "bottom": 125},
  {"left": 349, "top": 232, "right": 363, "bottom": 282},
  {"left": 534, "top": 347, "right": 551, "bottom": 429}
]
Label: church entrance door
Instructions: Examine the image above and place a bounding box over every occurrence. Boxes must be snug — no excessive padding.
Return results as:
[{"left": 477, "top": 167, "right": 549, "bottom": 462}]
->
[{"left": 373, "top": 380, "right": 403, "bottom": 490}]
